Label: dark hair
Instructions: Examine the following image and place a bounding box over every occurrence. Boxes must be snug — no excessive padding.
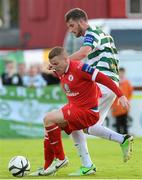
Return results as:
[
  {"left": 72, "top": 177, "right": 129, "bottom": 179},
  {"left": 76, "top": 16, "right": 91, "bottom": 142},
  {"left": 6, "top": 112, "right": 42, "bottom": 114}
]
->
[
  {"left": 119, "top": 67, "right": 125, "bottom": 72},
  {"left": 65, "top": 8, "right": 88, "bottom": 22},
  {"left": 48, "top": 46, "right": 65, "bottom": 59}
]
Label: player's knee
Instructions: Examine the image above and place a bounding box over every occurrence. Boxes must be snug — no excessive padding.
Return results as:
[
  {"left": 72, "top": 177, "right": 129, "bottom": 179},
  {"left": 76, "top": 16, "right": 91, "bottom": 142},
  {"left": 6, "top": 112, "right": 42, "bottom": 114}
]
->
[
  {"left": 43, "top": 115, "right": 48, "bottom": 125},
  {"left": 43, "top": 112, "right": 54, "bottom": 125},
  {"left": 43, "top": 116, "right": 47, "bottom": 125}
]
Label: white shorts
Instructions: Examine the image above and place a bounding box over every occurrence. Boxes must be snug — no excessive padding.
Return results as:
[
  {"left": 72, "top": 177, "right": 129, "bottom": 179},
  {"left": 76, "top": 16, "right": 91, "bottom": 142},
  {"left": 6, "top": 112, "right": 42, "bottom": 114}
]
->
[{"left": 96, "top": 82, "right": 118, "bottom": 125}]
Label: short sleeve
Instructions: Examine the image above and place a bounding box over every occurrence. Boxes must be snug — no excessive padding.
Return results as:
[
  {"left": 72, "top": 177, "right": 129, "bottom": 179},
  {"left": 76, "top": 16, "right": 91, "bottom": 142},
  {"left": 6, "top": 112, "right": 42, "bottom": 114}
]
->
[{"left": 83, "top": 29, "right": 100, "bottom": 49}]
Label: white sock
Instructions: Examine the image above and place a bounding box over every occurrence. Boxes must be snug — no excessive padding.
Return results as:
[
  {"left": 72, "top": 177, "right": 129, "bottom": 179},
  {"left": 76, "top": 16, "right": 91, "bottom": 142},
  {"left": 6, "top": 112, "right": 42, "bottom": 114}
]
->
[
  {"left": 88, "top": 124, "right": 124, "bottom": 144},
  {"left": 71, "top": 130, "right": 93, "bottom": 167}
]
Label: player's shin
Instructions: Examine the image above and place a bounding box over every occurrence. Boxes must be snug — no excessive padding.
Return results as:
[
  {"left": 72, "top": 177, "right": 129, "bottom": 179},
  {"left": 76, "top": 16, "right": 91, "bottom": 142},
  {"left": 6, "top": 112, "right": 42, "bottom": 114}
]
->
[
  {"left": 46, "top": 125, "right": 65, "bottom": 160},
  {"left": 44, "top": 134, "right": 54, "bottom": 169},
  {"left": 71, "top": 130, "right": 93, "bottom": 168}
]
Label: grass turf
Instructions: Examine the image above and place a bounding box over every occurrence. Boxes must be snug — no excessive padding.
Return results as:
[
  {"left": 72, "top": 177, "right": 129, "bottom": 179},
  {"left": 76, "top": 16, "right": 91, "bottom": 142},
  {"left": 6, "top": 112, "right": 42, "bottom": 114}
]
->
[{"left": 0, "top": 138, "right": 141, "bottom": 179}]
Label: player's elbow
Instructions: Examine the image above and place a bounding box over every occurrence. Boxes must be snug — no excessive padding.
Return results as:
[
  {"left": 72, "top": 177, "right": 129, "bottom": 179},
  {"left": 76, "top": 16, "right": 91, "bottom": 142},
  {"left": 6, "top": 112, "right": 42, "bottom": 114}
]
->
[{"left": 79, "top": 50, "right": 88, "bottom": 59}]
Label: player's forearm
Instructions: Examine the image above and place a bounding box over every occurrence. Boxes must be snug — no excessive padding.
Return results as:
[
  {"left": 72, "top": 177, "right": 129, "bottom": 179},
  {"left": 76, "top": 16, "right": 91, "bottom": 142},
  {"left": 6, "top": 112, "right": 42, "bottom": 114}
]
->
[
  {"left": 69, "top": 46, "right": 91, "bottom": 60},
  {"left": 96, "top": 72, "right": 123, "bottom": 97},
  {"left": 69, "top": 50, "right": 86, "bottom": 60}
]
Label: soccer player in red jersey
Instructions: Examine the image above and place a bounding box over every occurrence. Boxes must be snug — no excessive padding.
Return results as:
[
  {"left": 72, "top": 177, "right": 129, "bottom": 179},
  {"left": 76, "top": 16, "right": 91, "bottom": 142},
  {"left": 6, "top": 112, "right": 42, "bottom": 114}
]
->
[{"left": 30, "top": 47, "right": 131, "bottom": 176}]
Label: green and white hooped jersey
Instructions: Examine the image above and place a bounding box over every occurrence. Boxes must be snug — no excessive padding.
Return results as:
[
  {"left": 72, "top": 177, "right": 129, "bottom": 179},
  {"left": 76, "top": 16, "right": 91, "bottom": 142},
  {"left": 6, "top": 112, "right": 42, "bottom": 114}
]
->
[{"left": 83, "top": 26, "right": 119, "bottom": 82}]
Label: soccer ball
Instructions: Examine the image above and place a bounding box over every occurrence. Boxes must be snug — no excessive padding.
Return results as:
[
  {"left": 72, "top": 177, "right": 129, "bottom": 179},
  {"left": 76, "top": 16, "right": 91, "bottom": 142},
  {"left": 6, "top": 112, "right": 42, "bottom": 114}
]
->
[{"left": 8, "top": 156, "right": 30, "bottom": 177}]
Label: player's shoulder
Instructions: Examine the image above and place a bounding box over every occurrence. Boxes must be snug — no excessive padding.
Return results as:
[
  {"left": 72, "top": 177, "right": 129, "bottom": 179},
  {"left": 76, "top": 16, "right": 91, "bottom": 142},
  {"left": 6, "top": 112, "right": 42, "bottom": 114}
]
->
[
  {"left": 70, "top": 60, "right": 82, "bottom": 66},
  {"left": 85, "top": 26, "right": 99, "bottom": 35},
  {"left": 70, "top": 60, "right": 83, "bottom": 72},
  {"left": 70, "top": 61, "right": 94, "bottom": 74}
]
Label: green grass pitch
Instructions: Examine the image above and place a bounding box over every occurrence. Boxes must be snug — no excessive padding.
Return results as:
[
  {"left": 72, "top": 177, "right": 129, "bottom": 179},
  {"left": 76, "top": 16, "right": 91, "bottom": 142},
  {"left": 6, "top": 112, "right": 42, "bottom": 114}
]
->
[{"left": 0, "top": 138, "right": 142, "bottom": 179}]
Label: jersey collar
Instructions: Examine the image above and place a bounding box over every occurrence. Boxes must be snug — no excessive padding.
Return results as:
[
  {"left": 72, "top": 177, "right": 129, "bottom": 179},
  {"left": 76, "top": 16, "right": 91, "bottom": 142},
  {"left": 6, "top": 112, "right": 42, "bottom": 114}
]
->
[{"left": 64, "top": 59, "right": 70, "bottom": 74}]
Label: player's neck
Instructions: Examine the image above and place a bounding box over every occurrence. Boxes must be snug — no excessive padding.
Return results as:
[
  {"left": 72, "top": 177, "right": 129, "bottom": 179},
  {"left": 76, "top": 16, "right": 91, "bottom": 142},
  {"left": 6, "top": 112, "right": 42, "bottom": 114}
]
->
[
  {"left": 82, "top": 24, "right": 90, "bottom": 35},
  {"left": 84, "top": 22, "right": 89, "bottom": 29}
]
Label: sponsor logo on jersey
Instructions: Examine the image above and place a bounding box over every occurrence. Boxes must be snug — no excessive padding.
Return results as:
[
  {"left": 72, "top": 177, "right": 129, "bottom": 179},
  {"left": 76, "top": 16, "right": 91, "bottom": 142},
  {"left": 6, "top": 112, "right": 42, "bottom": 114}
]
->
[
  {"left": 63, "top": 83, "right": 79, "bottom": 97},
  {"left": 64, "top": 84, "right": 70, "bottom": 93},
  {"left": 66, "top": 92, "right": 79, "bottom": 96},
  {"left": 84, "top": 34, "right": 94, "bottom": 44}
]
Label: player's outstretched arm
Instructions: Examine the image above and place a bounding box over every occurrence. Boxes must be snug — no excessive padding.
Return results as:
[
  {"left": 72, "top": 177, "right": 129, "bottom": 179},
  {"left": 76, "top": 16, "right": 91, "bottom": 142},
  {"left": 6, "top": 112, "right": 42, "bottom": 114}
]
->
[{"left": 69, "top": 46, "right": 92, "bottom": 60}]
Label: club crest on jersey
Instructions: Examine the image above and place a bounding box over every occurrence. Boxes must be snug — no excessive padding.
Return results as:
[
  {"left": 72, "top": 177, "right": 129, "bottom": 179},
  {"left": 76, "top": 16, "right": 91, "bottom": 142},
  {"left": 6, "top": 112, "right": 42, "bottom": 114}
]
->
[{"left": 68, "top": 74, "right": 74, "bottom": 81}]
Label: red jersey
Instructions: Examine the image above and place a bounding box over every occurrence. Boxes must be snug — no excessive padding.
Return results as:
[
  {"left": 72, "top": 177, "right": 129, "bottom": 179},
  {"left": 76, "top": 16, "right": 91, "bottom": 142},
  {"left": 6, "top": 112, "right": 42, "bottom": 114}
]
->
[
  {"left": 58, "top": 60, "right": 123, "bottom": 133},
  {"left": 59, "top": 61, "right": 101, "bottom": 109}
]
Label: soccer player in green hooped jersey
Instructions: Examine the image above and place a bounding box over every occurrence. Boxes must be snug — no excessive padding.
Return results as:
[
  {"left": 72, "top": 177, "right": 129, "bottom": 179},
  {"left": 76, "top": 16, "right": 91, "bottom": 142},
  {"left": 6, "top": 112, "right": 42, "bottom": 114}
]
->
[{"left": 64, "top": 8, "right": 133, "bottom": 176}]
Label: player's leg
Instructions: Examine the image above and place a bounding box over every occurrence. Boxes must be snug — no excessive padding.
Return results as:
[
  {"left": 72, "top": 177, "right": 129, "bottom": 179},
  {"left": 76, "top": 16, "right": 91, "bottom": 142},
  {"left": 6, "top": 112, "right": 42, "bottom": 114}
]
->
[
  {"left": 43, "top": 129, "right": 54, "bottom": 169},
  {"left": 71, "top": 130, "right": 93, "bottom": 167},
  {"left": 87, "top": 85, "right": 125, "bottom": 141},
  {"left": 43, "top": 103, "right": 98, "bottom": 176},
  {"left": 87, "top": 124, "right": 133, "bottom": 162},
  {"left": 30, "top": 131, "right": 55, "bottom": 176},
  {"left": 69, "top": 86, "right": 115, "bottom": 176},
  {"left": 30, "top": 109, "right": 68, "bottom": 176},
  {"left": 87, "top": 86, "right": 133, "bottom": 162},
  {"left": 69, "top": 130, "right": 96, "bottom": 176},
  {"left": 44, "top": 111, "right": 68, "bottom": 170},
  {"left": 43, "top": 110, "right": 69, "bottom": 175},
  {"left": 44, "top": 111, "right": 65, "bottom": 160},
  {"left": 70, "top": 85, "right": 133, "bottom": 176},
  {"left": 88, "top": 88, "right": 124, "bottom": 142}
]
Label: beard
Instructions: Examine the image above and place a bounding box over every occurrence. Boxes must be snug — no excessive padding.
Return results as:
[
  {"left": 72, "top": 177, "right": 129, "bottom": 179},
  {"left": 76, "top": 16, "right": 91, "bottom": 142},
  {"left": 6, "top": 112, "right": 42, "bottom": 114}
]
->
[{"left": 75, "top": 24, "right": 84, "bottom": 37}]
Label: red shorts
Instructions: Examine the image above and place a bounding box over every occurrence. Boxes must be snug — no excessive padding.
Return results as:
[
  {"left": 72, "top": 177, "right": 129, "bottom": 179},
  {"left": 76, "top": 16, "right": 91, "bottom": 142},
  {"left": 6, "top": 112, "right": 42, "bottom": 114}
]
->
[{"left": 61, "top": 104, "right": 99, "bottom": 133}]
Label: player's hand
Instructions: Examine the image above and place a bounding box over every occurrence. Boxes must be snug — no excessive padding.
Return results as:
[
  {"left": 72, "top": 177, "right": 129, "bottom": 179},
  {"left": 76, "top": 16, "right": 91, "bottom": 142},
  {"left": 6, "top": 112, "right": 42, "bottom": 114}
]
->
[
  {"left": 117, "top": 95, "right": 130, "bottom": 110},
  {"left": 42, "top": 62, "right": 54, "bottom": 74}
]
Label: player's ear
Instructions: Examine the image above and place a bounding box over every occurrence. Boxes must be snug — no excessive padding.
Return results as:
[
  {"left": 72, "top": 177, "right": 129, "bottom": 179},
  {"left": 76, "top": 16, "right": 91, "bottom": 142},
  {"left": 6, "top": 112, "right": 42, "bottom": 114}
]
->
[{"left": 79, "top": 19, "right": 85, "bottom": 25}]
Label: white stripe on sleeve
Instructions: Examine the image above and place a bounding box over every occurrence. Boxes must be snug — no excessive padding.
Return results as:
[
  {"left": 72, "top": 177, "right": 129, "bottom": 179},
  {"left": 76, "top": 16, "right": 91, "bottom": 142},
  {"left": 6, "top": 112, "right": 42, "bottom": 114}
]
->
[{"left": 92, "top": 69, "right": 99, "bottom": 81}]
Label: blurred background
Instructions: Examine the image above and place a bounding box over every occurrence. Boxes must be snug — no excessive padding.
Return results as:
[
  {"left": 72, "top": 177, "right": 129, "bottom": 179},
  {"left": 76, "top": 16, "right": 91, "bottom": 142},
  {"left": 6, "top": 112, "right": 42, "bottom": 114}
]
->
[{"left": 0, "top": 0, "right": 142, "bottom": 138}]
